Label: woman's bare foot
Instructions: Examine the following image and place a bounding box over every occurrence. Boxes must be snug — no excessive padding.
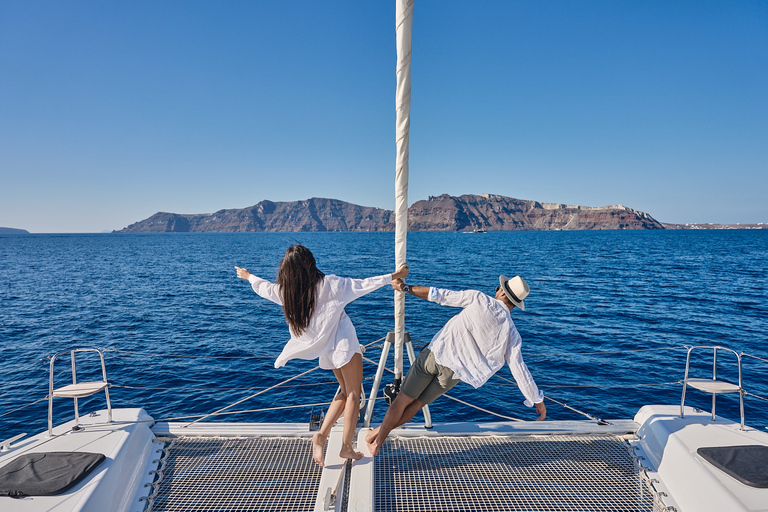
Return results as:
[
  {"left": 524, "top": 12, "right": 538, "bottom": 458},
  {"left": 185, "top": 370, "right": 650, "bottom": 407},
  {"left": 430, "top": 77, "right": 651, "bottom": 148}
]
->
[
  {"left": 339, "top": 445, "right": 364, "bottom": 461},
  {"left": 312, "top": 432, "right": 327, "bottom": 466},
  {"left": 365, "top": 427, "right": 379, "bottom": 444}
]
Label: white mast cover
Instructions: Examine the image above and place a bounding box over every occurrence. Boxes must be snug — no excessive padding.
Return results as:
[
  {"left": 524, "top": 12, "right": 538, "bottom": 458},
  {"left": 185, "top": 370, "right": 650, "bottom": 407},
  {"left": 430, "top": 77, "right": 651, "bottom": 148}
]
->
[{"left": 394, "top": 0, "right": 413, "bottom": 381}]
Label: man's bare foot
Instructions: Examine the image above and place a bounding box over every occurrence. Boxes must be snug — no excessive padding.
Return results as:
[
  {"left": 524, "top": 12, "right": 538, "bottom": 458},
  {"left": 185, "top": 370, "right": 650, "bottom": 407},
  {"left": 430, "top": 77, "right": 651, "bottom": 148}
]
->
[
  {"left": 366, "top": 439, "right": 380, "bottom": 457},
  {"left": 365, "top": 427, "right": 379, "bottom": 444},
  {"left": 312, "top": 432, "right": 327, "bottom": 466},
  {"left": 339, "top": 445, "right": 364, "bottom": 461}
]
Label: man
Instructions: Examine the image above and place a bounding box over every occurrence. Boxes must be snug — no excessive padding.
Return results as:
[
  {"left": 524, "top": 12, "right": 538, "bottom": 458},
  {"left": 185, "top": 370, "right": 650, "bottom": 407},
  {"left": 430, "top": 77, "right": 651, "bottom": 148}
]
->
[{"left": 366, "top": 274, "right": 546, "bottom": 456}]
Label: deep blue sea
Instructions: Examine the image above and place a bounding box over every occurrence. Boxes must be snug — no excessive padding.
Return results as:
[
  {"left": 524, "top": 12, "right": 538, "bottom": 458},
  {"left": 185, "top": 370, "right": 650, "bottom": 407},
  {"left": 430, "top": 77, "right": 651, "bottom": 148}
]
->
[{"left": 1, "top": 230, "right": 767, "bottom": 439}]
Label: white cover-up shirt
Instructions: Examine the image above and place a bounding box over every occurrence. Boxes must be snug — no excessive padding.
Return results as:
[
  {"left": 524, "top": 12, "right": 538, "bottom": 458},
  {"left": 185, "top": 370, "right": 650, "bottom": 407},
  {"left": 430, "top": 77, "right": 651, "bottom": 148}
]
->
[
  {"left": 248, "top": 273, "right": 392, "bottom": 370},
  {"left": 427, "top": 287, "right": 544, "bottom": 406}
]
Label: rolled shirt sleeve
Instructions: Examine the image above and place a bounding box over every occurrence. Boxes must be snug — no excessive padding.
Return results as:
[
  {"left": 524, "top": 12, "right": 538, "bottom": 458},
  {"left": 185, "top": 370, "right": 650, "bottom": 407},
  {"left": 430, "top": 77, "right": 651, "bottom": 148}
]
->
[
  {"left": 427, "top": 287, "right": 477, "bottom": 308},
  {"left": 505, "top": 333, "right": 544, "bottom": 406}
]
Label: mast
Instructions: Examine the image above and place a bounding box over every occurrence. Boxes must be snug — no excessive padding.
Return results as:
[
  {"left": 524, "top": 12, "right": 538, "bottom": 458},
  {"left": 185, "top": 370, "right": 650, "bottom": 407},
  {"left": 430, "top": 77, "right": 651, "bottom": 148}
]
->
[{"left": 393, "top": 0, "right": 413, "bottom": 385}]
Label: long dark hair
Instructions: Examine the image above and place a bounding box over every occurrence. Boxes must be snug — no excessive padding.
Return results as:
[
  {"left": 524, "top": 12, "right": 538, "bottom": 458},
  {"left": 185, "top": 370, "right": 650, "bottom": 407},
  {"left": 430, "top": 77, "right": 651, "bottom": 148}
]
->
[{"left": 277, "top": 244, "right": 325, "bottom": 335}]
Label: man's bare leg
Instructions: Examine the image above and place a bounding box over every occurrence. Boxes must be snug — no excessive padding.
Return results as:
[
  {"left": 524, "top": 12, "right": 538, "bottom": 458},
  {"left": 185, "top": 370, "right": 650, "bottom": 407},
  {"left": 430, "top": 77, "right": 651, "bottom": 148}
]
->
[
  {"left": 367, "top": 393, "right": 426, "bottom": 456},
  {"left": 365, "top": 399, "right": 424, "bottom": 443}
]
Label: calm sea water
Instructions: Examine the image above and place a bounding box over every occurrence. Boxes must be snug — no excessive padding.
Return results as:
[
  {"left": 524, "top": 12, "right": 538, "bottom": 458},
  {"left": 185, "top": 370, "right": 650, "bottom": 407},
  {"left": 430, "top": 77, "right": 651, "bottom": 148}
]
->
[{"left": 1, "top": 230, "right": 767, "bottom": 439}]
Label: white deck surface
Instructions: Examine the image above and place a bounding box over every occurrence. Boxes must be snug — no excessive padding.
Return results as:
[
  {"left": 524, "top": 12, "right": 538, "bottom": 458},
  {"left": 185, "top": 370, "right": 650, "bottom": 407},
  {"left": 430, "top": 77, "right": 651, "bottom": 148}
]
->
[
  {"left": 0, "top": 408, "right": 157, "bottom": 512},
  {"left": 3, "top": 406, "right": 768, "bottom": 512},
  {"left": 632, "top": 404, "right": 768, "bottom": 512}
]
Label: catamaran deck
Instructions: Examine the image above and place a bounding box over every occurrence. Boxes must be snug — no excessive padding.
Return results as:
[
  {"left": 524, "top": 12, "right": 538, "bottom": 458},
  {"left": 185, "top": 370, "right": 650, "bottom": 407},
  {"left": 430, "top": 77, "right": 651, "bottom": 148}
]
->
[
  {"left": 144, "top": 431, "right": 657, "bottom": 512},
  {"left": 145, "top": 416, "right": 654, "bottom": 512},
  {"left": 4, "top": 405, "right": 768, "bottom": 511}
]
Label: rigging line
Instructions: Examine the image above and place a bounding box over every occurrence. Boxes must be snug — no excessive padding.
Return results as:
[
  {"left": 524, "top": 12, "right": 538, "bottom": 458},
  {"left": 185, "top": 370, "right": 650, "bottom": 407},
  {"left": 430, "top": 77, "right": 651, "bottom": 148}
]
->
[
  {"left": 544, "top": 395, "right": 611, "bottom": 425},
  {"left": 362, "top": 354, "right": 525, "bottom": 422},
  {"left": 491, "top": 372, "right": 611, "bottom": 424},
  {"left": 528, "top": 345, "right": 688, "bottom": 357},
  {"left": 441, "top": 393, "right": 523, "bottom": 422},
  {"left": 103, "top": 349, "right": 275, "bottom": 360},
  {"left": 405, "top": 341, "right": 686, "bottom": 357},
  {"left": 0, "top": 358, "right": 49, "bottom": 375},
  {"left": 0, "top": 397, "right": 48, "bottom": 419},
  {"left": 101, "top": 337, "right": 388, "bottom": 360},
  {"left": 120, "top": 401, "right": 338, "bottom": 424},
  {"left": 744, "top": 392, "right": 768, "bottom": 403},
  {"left": 183, "top": 365, "right": 322, "bottom": 426},
  {"left": 486, "top": 380, "right": 683, "bottom": 389},
  {"left": 111, "top": 376, "right": 377, "bottom": 392},
  {"left": 742, "top": 353, "right": 768, "bottom": 365}
]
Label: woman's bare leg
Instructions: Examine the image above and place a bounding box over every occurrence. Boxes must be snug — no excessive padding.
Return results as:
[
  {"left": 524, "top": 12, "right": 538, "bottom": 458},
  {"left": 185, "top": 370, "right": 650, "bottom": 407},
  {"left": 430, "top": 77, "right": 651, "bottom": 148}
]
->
[
  {"left": 312, "top": 370, "right": 348, "bottom": 466},
  {"left": 337, "top": 353, "right": 364, "bottom": 460}
]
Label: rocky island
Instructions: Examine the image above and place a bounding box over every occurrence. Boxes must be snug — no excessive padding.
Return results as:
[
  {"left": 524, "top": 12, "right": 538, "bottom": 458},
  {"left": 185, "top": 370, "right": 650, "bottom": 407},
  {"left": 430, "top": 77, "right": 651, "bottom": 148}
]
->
[
  {"left": 0, "top": 227, "right": 29, "bottom": 234},
  {"left": 116, "top": 194, "right": 665, "bottom": 232}
]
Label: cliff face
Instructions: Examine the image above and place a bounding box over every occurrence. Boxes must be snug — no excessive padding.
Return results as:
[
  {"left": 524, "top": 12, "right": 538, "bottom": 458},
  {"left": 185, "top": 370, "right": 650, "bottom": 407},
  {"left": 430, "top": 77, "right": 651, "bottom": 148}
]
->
[
  {"left": 116, "top": 194, "right": 663, "bottom": 232},
  {"left": 118, "top": 198, "right": 394, "bottom": 233},
  {"left": 408, "top": 194, "right": 662, "bottom": 230},
  {"left": 0, "top": 227, "right": 29, "bottom": 234}
]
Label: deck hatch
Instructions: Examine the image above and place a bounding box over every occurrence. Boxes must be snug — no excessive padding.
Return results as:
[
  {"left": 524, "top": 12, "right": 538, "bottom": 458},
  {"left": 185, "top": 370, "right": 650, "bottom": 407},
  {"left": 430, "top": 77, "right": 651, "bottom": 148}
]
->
[
  {"left": 149, "top": 436, "right": 321, "bottom": 512},
  {"left": 374, "top": 434, "right": 662, "bottom": 512}
]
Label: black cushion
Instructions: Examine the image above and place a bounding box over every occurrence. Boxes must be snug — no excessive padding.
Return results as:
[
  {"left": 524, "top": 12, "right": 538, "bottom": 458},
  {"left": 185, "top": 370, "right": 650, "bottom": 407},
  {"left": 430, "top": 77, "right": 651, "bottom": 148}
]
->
[
  {"left": 697, "top": 445, "right": 768, "bottom": 488},
  {"left": 0, "top": 452, "right": 105, "bottom": 498}
]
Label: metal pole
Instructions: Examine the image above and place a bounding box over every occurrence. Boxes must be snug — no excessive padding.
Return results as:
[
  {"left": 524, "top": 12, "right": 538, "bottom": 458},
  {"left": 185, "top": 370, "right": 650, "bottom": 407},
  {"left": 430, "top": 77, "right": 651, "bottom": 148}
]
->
[{"left": 364, "top": 334, "right": 393, "bottom": 427}]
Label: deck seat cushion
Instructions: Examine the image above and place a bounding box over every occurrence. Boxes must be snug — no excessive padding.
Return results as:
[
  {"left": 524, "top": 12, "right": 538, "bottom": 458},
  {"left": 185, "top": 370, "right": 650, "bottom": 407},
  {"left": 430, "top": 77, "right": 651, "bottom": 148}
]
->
[
  {"left": 0, "top": 452, "right": 105, "bottom": 498},
  {"left": 697, "top": 445, "right": 768, "bottom": 488}
]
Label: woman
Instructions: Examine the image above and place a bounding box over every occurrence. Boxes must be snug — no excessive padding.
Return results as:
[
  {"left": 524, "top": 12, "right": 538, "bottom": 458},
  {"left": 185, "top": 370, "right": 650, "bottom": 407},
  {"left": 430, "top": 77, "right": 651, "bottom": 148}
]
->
[{"left": 236, "top": 244, "right": 408, "bottom": 465}]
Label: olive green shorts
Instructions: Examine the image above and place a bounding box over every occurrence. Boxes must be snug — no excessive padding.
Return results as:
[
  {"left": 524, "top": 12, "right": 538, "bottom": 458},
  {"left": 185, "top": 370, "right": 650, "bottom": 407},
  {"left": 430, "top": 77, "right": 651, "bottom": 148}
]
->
[{"left": 401, "top": 347, "right": 461, "bottom": 405}]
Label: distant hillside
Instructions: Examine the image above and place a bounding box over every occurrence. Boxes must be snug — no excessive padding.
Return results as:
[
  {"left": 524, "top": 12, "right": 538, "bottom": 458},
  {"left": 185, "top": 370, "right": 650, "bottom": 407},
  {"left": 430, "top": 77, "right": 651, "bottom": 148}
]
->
[
  {"left": 115, "top": 194, "right": 664, "bottom": 233},
  {"left": 409, "top": 194, "right": 662, "bottom": 231},
  {"left": 0, "top": 227, "right": 29, "bottom": 234},
  {"left": 662, "top": 222, "right": 767, "bottom": 230},
  {"left": 117, "top": 198, "right": 394, "bottom": 233}
]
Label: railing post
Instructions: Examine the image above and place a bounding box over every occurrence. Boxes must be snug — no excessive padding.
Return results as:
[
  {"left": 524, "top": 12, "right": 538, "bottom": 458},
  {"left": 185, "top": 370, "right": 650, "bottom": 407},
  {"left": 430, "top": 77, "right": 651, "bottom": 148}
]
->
[{"left": 364, "top": 333, "right": 393, "bottom": 428}]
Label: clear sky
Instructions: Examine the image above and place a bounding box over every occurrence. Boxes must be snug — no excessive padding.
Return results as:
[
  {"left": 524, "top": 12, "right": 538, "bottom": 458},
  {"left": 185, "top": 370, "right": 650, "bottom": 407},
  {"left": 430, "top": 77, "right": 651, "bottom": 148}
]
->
[{"left": 1, "top": 1, "right": 767, "bottom": 233}]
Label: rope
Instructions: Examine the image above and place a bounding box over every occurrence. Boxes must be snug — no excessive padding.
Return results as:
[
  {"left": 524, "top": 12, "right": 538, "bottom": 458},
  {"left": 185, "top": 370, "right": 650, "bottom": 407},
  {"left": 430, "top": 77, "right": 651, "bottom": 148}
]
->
[
  {"left": 543, "top": 395, "right": 611, "bottom": 425},
  {"left": 441, "top": 394, "right": 523, "bottom": 422},
  {"left": 528, "top": 345, "right": 688, "bottom": 357},
  {"left": 102, "top": 337, "right": 387, "bottom": 361},
  {"left": 104, "top": 349, "right": 275, "bottom": 360},
  {"left": 745, "top": 392, "right": 768, "bottom": 403},
  {"left": 743, "top": 353, "right": 768, "bottom": 365},
  {"left": 148, "top": 401, "right": 336, "bottom": 423},
  {"left": 492, "top": 372, "right": 611, "bottom": 424},
  {"left": 487, "top": 380, "right": 683, "bottom": 389},
  {"left": 0, "top": 397, "right": 48, "bottom": 419},
  {"left": 361, "top": 354, "right": 524, "bottom": 422},
  {"left": 110, "top": 378, "right": 369, "bottom": 392},
  {"left": 0, "top": 358, "right": 48, "bottom": 376},
  {"left": 184, "top": 366, "right": 322, "bottom": 426}
]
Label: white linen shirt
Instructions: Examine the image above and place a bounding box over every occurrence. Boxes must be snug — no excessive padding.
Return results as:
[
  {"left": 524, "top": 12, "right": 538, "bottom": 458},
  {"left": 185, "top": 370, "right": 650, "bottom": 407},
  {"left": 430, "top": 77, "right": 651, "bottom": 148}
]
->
[
  {"left": 427, "top": 287, "right": 544, "bottom": 406},
  {"left": 248, "top": 273, "right": 392, "bottom": 370}
]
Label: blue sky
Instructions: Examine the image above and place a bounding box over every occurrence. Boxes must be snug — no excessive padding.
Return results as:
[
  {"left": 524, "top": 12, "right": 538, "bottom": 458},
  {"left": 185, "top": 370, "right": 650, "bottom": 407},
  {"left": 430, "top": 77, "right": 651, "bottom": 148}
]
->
[{"left": 1, "top": 1, "right": 767, "bottom": 232}]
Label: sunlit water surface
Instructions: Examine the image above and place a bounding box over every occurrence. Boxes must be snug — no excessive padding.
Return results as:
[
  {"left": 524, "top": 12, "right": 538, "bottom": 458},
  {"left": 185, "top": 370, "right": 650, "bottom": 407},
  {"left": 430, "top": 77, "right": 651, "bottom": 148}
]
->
[{"left": 1, "top": 230, "right": 766, "bottom": 438}]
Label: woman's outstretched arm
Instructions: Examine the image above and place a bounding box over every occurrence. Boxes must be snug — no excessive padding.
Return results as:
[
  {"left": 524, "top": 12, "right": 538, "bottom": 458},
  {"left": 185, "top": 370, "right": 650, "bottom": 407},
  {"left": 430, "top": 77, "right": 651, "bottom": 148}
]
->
[{"left": 236, "top": 266, "right": 282, "bottom": 305}]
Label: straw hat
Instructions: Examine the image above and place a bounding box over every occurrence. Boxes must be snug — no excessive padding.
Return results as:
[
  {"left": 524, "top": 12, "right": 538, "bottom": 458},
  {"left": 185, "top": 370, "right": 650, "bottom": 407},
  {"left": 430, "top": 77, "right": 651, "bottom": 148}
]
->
[{"left": 498, "top": 275, "right": 529, "bottom": 310}]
